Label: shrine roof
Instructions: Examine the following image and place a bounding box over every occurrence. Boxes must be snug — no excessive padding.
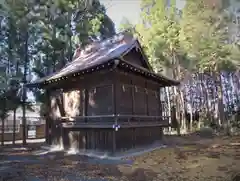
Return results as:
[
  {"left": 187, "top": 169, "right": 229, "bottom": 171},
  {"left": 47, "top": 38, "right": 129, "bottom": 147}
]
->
[{"left": 27, "top": 32, "right": 179, "bottom": 87}]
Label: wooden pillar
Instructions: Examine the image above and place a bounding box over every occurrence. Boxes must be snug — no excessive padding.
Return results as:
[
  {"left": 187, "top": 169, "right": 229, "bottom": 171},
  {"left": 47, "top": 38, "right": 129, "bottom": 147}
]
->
[
  {"left": 83, "top": 89, "right": 88, "bottom": 122},
  {"left": 112, "top": 70, "right": 117, "bottom": 153},
  {"left": 131, "top": 79, "right": 135, "bottom": 115},
  {"left": 112, "top": 73, "right": 117, "bottom": 117},
  {"left": 130, "top": 76, "right": 136, "bottom": 153},
  {"left": 79, "top": 90, "right": 84, "bottom": 116}
]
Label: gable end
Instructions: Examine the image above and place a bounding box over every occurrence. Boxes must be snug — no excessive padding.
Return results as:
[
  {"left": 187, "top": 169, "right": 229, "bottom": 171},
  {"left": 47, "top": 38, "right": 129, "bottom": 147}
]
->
[{"left": 121, "top": 42, "right": 153, "bottom": 71}]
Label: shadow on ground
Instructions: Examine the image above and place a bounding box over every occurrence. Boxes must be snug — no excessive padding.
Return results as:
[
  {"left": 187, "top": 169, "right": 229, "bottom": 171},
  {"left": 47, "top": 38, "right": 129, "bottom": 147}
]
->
[{"left": 0, "top": 146, "right": 157, "bottom": 181}]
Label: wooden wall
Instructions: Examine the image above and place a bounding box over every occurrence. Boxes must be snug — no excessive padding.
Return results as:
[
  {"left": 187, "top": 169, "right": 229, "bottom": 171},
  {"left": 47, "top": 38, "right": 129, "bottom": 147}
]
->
[
  {"left": 62, "top": 128, "right": 115, "bottom": 151},
  {"left": 61, "top": 127, "right": 162, "bottom": 153},
  {"left": 47, "top": 69, "right": 163, "bottom": 147},
  {"left": 115, "top": 127, "right": 162, "bottom": 151},
  {"left": 47, "top": 71, "right": 115, "bottom": 145},
  {"left": 87, "top": 85, "right": 113, "bottom": 116},
  {"left": 48, "top": 69, "right": 162, "bottom": 122},
  {"left": 115, "top": 71, "right": 161, "bottom": 118},
  {"left": 48, "top": 71, "right": 115, "bottom": 120}
]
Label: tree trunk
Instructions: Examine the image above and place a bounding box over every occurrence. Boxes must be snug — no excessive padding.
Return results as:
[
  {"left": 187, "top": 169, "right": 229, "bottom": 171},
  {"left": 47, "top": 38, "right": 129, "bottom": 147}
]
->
[
  {"left": 197, "top": 73, "right": 204, "bottom": 128},
  {"left": 45, "top": 90, "right": 51, "bottom": 144},
  {"left": 1, "top": 99, "right": 7, "bottom": 146},
  {"left": 179, "top": 88, "right": 186, "bottom": 132},
  {"left": 22, "top": 31, "right": 28, "bottom": 145},
  {"left": 68, "top": 11, "right": 73, "bottom": 63},
  {"left": 166, "top": 87, "right": 172, "bottom": 132},
  {"left": 234, "top": 71, "right": 240, "bottom": 106},
  {"left": 52, "top": 26, "right": 56, "bottom": 72},
  {"left": 13, "top": 108, "right": 16, "bottom": 144},
  {"left": 216, "top": 72, "right": 225, "bottom": 126},
  {"left": 173, "top": 86, "right": 181, "bottom": 135},
  {"left": 1, "top": 118, "right": 4, "bottom": 146},
  {"left": 188, "top": 102, "right": 193, "bottom": 132}
]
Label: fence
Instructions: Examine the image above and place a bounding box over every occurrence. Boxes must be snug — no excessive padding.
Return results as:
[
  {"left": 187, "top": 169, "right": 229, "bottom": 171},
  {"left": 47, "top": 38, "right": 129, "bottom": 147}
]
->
[
  {"left": 0, "top": 125, "right": 20, "bottom": 133},
  {"left": 0, "top": 117, "right": 46, "bottom": 145}
]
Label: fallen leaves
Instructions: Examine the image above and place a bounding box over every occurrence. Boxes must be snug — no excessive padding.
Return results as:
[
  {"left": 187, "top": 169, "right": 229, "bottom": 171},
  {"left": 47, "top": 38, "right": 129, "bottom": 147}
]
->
[{"left": 0, "top": 135, "right": 240, "bottom": 181}]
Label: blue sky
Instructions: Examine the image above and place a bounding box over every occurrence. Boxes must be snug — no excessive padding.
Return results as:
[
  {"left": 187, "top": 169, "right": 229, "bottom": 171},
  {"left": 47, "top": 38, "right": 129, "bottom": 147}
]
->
[{"left": 100, "top": 0, "right": 186, "bottom": 31}]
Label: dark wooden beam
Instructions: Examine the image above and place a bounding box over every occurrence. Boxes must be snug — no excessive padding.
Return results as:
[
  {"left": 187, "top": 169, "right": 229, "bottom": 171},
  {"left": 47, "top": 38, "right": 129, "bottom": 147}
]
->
[
  {"left": 131, "top": 79, "right": 135, "bottom": 115},
  {"left": 145, "top": 81, "right": 149, "bottom": 116},
  {"left": 62, "top": 121, "right": 169, "bottom": 128},
  {"left": 158, "top": 88, "right": 161, "bottom": 117}
]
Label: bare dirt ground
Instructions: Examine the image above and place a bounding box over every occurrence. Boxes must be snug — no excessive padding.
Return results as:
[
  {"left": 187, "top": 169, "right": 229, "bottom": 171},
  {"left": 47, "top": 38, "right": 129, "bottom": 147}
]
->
[{"left": 0, "top": 133, "right": 240, "bottom": 181}]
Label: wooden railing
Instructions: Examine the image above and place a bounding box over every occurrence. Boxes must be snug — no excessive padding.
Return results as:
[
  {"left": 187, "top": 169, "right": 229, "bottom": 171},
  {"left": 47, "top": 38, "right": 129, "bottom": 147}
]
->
[{"left": 61, "top": 114, "right": 170, "bottom": 128}]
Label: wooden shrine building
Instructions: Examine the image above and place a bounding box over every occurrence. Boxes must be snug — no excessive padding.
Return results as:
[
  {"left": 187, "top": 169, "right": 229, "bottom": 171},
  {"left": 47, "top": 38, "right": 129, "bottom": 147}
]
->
[{"left": 27, "top": 32, "right": 179, "bottom": 153}]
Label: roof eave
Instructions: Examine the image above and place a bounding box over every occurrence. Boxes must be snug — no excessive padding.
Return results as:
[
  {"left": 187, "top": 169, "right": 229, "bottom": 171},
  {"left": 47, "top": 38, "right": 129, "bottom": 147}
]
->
[{"left": 25, "top": 58, "right": 119, "bottom": 89}]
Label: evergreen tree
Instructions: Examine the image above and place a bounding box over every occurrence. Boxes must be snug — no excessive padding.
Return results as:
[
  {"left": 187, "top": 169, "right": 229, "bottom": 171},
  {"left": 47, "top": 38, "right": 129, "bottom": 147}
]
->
[
  {"left": 0, "top": 0, "right": 116, "bottom": 144},
  {"left": 180, "top": 0, "right": 239, "bottom": 126}
]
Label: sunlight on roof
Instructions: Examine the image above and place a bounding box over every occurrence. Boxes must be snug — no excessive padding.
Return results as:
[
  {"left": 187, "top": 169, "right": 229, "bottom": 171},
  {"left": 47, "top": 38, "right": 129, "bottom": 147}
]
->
[{"left": 47, "top": 33, "right": 136, "bottom": 80}]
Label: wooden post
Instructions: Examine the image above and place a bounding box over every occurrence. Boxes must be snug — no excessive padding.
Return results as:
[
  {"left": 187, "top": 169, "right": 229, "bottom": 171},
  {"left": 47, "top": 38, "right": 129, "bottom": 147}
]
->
[
  {"left": 13, "top": 109, "right": 16, "bottom": 144},
  {"left": 112, "top": 130, "right": 116, "bottom": 153},
  {"left": 84, "top": 89, "right": 88, "bottom": 122},
  {"left": 60, "top": 123, "right": 64, "bottom": 149},
  {"left": 91, "top": 129, "right": 95, "bottom": 149}
]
